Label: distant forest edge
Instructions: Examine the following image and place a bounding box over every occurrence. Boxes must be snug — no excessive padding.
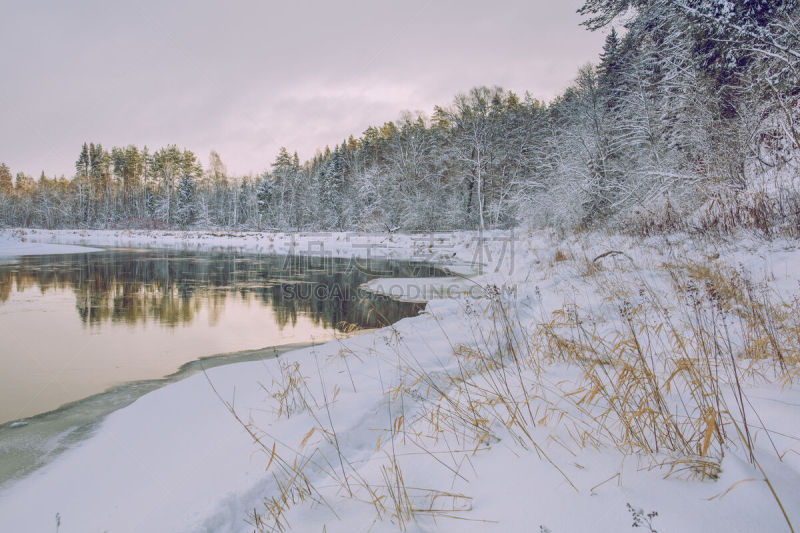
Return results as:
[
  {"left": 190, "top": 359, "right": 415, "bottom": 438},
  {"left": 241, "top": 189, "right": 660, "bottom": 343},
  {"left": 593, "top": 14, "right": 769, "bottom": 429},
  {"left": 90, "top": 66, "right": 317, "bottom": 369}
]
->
[{"left": 2, "top": 1, "right": 799, "bottom": 235}]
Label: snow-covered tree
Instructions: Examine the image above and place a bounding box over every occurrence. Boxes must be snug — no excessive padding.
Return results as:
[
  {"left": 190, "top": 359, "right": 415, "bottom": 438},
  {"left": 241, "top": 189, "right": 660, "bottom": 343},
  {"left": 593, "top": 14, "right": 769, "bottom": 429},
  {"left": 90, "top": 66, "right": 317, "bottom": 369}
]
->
[
  {"left": 175, "top": 173, "right": 197, "bottom": 228},
  {"left": 256, "top": 175, "right": 274, "bottom": 228}
]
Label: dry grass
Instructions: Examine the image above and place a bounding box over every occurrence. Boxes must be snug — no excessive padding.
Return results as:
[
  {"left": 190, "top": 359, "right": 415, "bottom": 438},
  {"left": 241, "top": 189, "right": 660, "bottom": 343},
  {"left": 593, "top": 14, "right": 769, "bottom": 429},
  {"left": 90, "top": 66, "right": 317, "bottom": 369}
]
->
[
  {"left": 215, "top": 246, "right": 798, "bottom": 532},
  {"left": 626, "top": 182, "right": 800, "bottom": 239},
  {"left": 536, "top": 256, "right": 797, "bottom": 528}
]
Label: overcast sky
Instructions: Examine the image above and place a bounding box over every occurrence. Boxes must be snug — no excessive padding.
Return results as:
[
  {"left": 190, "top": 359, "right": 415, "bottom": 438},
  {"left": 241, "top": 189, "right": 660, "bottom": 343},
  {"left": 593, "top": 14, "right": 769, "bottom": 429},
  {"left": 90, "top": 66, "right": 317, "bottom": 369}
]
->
[{"left": 0, "top": 0, "right": 605, "bottom": 178}]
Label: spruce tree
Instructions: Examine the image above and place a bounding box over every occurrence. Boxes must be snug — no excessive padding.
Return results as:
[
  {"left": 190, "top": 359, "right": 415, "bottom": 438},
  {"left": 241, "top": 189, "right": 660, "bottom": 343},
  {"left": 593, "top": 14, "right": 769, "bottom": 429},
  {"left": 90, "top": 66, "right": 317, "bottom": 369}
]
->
[
  {"left": 175, "top": 173, "right": 197, "bottom": 228},
  {"left": 256, "top": 175, "right": 273, "bottom": 227},
  {"left": 598, "top": 27, "right": 621, "bottom": 91}
]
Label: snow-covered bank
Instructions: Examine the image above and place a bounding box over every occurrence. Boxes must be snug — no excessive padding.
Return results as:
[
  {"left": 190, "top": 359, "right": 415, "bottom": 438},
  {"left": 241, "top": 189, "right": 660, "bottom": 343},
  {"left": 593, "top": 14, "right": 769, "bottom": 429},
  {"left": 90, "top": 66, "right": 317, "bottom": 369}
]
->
[
  {"left": 0, "top": 230, "right": 100, "bottom": 257},
  {"left": 0, "top": 343, "right": 316, "bottom": 489},
  {"left": 360, "top": 277, "right": 479, "bottom": 302},
  {"left": 0, "top": 228, "right": 498, "bottom": 265},
  {"left": 0, "top": 228, "right": 799, "bottom": 532}
]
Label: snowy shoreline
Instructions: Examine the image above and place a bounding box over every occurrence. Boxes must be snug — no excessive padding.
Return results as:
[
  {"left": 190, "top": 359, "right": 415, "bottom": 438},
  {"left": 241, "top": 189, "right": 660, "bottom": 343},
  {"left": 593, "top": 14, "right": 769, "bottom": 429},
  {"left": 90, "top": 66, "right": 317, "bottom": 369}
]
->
[
  {"left": 0, "top": 228, "right": 798, "bottom": 532},
  {"left": 0, "top": 227, "right": 492, "bottom": 264},
  {"left": 0, "top": 342, "right": 319, "bottom": 489},
  {"left": 0, "top": 232, "right": 100, "bottom": 257}
]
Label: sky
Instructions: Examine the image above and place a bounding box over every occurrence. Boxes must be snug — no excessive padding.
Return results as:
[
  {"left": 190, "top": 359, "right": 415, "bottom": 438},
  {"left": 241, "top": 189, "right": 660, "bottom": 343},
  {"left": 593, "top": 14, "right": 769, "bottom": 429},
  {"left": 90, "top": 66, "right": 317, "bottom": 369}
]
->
[{"left": 0, "top": 0, "right": 606, "bottom": 178}]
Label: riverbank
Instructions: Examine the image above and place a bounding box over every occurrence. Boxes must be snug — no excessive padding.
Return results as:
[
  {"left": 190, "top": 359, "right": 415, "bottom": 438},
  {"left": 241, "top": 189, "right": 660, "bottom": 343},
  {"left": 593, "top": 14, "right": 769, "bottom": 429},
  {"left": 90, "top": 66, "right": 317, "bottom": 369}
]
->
[
  {"left": 0, "top": 231, "right": 100, "bottom": 256},
  {"left": 0, "top": 342, "right": 315, "bottom": 488},
  {"left": 0, "top": 228, "right": 494, "bottom": 268},
  {"left": 0, "top": 227, "right": 798, "bottom": 532}
]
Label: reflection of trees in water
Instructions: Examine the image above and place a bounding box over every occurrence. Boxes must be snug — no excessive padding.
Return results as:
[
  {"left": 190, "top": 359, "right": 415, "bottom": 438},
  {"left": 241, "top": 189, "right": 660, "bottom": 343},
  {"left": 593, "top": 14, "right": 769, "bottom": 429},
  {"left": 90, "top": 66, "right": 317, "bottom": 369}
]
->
[
  {"left": 0, "top": 252, "right": 440, "bottom": 331},
  {"left": 0, "top": 270, "right": 11, "bottom": 303}
]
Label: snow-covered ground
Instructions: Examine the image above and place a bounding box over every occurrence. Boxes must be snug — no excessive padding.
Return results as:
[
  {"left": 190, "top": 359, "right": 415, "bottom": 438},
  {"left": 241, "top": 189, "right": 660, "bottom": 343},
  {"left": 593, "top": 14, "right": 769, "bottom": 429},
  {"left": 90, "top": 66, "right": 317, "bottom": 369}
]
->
[
  {"left": 0, "top": 230, "right": 100, "bottom": 257},
  {"left": 0, "top": 228, "right": 798, "bottom": 532},
  {"left": 0, "top": 228, "right": 497, "bottom": 265}
]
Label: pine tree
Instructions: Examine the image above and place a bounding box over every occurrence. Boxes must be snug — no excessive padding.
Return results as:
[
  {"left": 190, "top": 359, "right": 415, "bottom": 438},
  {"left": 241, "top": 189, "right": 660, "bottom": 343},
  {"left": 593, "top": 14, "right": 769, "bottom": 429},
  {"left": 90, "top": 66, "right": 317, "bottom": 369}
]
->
[
  {"left": 141, "top": 146, "right": 151, "bottom": 187},
  {"left": 88, "top": 143, "right": 111, "bottom": 194},
  {"left": 0, "top": 163, "right": 12, "bottom": 195},
  {"left": 180, "top": 149, "right": 202, "bottom": 179},
  {"left": 112, "top": 145, "right": 141, "bottom": 192},
  {"left": 14, "top": 172, "right": 35, "bottom": 195},
  {"left": 272, "top": 147, "right": 293, "bottom": 175},
  {"left": 152, "top": 145, "right": 185, "bottom": 224},
  {"left": 208, "top": 150, "right": 227, "bottom": 185},
  {"left": 75, "top": 143, "right": 90, "bottom": 178}
]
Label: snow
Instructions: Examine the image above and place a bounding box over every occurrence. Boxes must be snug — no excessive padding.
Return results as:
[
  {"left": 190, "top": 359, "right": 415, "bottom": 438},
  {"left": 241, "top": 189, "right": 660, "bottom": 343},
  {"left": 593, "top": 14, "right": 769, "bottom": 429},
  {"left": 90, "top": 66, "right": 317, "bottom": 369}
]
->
[
  {"left": 360, "top": 277, "right": 478, "bottom": 302},
  {"left": 0, "top": 228, "right": 491, "bottom": 264},
  {"left": 0, "top": 228, "right": 799, "bottom": 532},
  {"left": 0, "top": 231, "right": 100, "bottom": 257}
]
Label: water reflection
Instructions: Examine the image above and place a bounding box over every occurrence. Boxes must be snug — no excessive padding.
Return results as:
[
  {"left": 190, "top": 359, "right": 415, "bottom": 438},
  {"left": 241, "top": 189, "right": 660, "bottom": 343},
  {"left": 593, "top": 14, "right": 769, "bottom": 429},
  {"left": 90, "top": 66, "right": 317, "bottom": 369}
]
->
[
  {"left": 0, "top": 250, "right": 443, "bottom": 331},
  {"left": 0, "top": 250, "right": 446, "bottom": 424}
]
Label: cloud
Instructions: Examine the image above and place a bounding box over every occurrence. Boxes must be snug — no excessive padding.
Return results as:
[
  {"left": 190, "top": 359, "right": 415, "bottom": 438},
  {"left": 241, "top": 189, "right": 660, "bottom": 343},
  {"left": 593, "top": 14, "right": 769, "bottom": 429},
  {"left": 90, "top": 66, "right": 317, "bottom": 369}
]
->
[{"left": 0, "top": 0, "right": 605, "bottom": 178}]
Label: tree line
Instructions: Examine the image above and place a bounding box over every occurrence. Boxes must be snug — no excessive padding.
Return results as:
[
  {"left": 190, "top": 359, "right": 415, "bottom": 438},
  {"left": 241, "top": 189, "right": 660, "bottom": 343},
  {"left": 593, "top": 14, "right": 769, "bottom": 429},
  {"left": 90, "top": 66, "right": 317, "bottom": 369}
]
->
[{"left": 1, "top": 0, "right": 798, "bottom": 233}]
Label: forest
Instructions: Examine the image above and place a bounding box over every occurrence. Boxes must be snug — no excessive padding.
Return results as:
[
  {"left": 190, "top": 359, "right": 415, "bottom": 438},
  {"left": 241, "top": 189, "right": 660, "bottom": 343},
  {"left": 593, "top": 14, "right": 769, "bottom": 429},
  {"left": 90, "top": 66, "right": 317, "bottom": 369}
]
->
[{"left": 1, "top": 0, "right": 798, "bottom": 235}]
